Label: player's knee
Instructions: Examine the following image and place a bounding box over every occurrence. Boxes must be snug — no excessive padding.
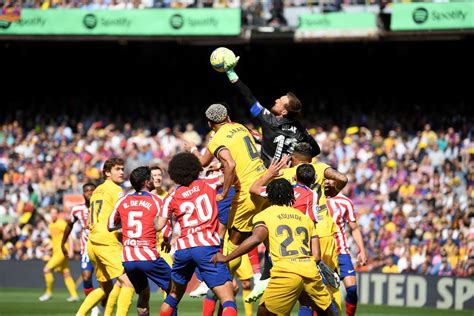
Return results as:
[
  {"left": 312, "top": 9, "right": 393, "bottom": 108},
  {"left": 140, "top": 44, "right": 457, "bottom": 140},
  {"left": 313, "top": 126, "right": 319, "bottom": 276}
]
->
[
  {"left": 118, "top": 273, "right": 133, "bottom": 288},
  {"left": 345, "top": 285, "right": 358, "bottom": 305},
  {"left": 241, "top": 279, "right": 251, "bottom": 290},
  {"left": 164, "top": 294, "right": 179, "bottom": 309},
  {"left": 43, "top": 266, "right": 51, "bottom": 274},
  {"left": 63, "top": 270, "right": 71, "bottom": 277},
  {"left": 82, "top": 271, "right": 92, "bottom": 282},
  {"left": 83, "top": 279, "right": 93, "bottom": 289}
]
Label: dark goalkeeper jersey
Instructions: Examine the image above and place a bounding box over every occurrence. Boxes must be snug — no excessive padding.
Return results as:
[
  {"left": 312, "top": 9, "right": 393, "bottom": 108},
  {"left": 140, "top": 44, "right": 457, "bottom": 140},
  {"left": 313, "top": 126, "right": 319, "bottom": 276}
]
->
[{"left": 233, "top": 80, "right": 320, "bottom": 167}]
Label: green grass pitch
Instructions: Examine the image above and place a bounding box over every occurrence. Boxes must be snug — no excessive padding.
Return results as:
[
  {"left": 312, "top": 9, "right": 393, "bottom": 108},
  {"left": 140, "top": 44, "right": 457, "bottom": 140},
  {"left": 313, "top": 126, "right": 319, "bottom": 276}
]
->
[{"left": 0, "top": 288, "right": 471, "bottom": 316}]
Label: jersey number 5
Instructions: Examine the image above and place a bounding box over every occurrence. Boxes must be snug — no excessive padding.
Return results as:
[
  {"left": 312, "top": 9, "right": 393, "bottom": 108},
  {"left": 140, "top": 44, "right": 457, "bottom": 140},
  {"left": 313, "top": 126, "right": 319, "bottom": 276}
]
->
[{"left": 128, "top": 211, "right": 143, "bottom": 238}]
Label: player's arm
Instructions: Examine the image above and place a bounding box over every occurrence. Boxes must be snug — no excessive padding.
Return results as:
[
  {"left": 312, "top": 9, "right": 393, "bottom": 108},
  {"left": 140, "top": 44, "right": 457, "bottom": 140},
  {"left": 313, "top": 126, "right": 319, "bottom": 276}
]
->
[
  {"left": 156, "top": 195, "right": 172, "bottom": 232},
  {"left": 302, "top": 131, "right": 321, "bottom": 157},
  {"left": 348, "top": 221, "right": 367, "bottom": 266},
  {"left": 249, "top": 157, "right": 288, "bottom": 195},
  {"left": 212, "top": 225, "right": 268, "bottom": 265},
  {"left": 311, "top": 234, "right": 322, "bottom": 263},
  {"left": 107, "top": 208, "right": 121, "bottom": 232},
  {"left": 183, "top": 140, "right": 214, "bottom": 167},
  {"left": 61, "top": 216, "right": 76, "bottom": 257},
  {"left": 324, "top": 167, "right": 348, "bottom": 197},
  {"left": 216, "top": 148, "right": 236, "bottom": 200}
]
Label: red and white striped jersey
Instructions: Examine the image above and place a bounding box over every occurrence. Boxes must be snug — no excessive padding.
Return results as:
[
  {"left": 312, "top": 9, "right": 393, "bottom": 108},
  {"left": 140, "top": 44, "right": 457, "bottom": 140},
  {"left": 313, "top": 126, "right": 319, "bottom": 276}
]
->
[
  {"left": 327, "top": 194, "right": 357, "bottom": 255},
  {"left": 256, "top": 184, "right": 319, "bottom": 222},
  {"left": 162, "top": 179, "right": 221, "bottom": 250},
  {"left": 108, "top": 191, "right": 162, "bottom": 262},
  {"left": 70, "top": 204, "right": 89, "bottom": 255}
]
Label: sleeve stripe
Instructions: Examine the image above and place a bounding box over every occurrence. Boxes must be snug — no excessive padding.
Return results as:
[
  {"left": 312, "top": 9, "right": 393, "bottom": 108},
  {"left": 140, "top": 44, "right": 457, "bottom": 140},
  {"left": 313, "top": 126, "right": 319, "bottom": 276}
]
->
[
  {"left": 250, "top": 101, "right": 263, "bottom": 117},
  {"left": 253, "top": 221, "right": 266, "bottom": 228},
  {"left": 213, "top": 145, "right": 227, "bottom": 158}
]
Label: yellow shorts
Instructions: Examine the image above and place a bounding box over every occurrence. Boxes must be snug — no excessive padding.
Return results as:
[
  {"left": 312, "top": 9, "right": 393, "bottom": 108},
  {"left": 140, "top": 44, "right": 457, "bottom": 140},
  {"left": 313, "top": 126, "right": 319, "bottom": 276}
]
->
[
  {"left": 319, "top": 236, "right": 338, "bottom": 272},
  {"left": 260, "top": 270, "right": 332, "bottom": 315},
  {"left": 46, "top": 253, "right": 69, "bottom": 273},
  {"left": 235, "top": 253, "right": 253, "bottom": 281},
  {"left": 87, "top": 240, "right": 124, "bottom": 282},
  {"left": 228, "top": 190, "right": 267, "bottom": 232}
]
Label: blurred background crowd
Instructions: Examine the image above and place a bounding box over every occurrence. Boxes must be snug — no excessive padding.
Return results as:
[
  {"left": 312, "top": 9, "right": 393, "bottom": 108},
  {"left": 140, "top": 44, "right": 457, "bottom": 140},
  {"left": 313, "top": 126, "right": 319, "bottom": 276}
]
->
[{"left": 1, "top": 103, "right": 473, "bottom": 277}]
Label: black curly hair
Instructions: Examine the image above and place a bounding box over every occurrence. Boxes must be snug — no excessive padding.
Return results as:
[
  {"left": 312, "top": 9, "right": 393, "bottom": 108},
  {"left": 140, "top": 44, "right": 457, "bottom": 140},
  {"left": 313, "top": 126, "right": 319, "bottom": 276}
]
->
[
  {"left": 168, "top": 152, "right": 203, "bottom": 187},
  {"left": 267, "top": 178, "right": 295, "bottom": 206}
]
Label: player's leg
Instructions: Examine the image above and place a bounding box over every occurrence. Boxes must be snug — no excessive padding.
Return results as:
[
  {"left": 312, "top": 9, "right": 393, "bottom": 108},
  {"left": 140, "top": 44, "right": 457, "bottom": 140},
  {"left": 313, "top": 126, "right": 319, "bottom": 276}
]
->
[
  {"left": 300, "top": 273, "right": 338, "bottom": 316},
  {"left": 39, "top": 253, "right": 65, "bottom": 301},
  {"left": 123, "top": 260, "right": 151, "bottom": 316},
  {"left": 189, "top": 268, "right": 209, "bottom": 298},
  {"left": 81, "top": 254, "right": 95, "bottom": 296},
  {"left": 62, "top": 267, "right": 80, "bottom": 301},
  {"left": 95, "top": 242, "right": 134, "bottom": 316},
  {"left": 257, "top": 303, "right": 277, "bottom": 316},
  {"left": 259, "top": 272, "right": 304, "bottom": 316},
  {"left": 77, "top": 243, "right": 110, "bottom": 316},
  {"left": 236, "top": 253, "right": 254, "bottom": 316},
  {"left": 320, "top": 236, "right": 342, "bottom": 315},
  {"left": 338, "top": 254, "right": 358, "bottom": 316},
  {"left": 160, "top": 247, "right": 195, "bottom": 316},
  {"left": 39, "top": 261, "right": 54, "bottom": 301},
  {"left": 195, "top": 246, "right": 236, "bottom": 316}
]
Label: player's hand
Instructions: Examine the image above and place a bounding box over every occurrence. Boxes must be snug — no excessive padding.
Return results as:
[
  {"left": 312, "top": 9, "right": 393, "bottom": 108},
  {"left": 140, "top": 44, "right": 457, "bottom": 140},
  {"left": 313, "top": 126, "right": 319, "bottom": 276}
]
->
[
  {"left": 357, "top": 250, "right": 368, "bottom": 266},
  {"left": 267, "top": 155, "right": 289, "bottom": 178},
  {"left": 183, "top": 140, "right": 197, "bottom": 153},
  {"left": 211, "top": 252, "right": 227, "bottom": 266},
  {"left": 216, "top": 193, "right": 225, "bottom": 202},
  {"left": 224, "top": 55, "right": 240, "bottom": 72},
  {"left": 61, "top": 244, "right": 68, "bottom": 257},
  {"left": 161, "top": 237, "right": 172, "bottom": 253}
]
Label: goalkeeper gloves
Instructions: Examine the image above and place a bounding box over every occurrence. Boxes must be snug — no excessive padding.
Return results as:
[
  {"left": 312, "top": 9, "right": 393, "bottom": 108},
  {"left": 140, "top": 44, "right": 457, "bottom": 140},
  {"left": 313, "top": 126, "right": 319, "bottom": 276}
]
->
[
  {"left": 317, "top": 260, "right": 341, "bottom": 289},
  {"left": 224, "top": 55, "right": 240, "bottom": 83}
]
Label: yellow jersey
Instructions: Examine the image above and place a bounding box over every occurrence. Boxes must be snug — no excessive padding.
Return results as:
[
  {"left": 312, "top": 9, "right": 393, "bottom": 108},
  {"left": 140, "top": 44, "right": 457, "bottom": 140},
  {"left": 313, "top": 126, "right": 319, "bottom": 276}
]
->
[
  {"left": 49, "top": 218, "right": 67, "bottom": 254},
  {"left": 88, "top": 179, "right": 123, "bottom": 245},
  {"left": 253, "top": 205, "right": 318, "bottom": 279},
  {"left": 280, "top": 162, "right": 337, "bottom": 238},
  {"left": 207, "top": 123, "right": 266, "bottom": 189}
]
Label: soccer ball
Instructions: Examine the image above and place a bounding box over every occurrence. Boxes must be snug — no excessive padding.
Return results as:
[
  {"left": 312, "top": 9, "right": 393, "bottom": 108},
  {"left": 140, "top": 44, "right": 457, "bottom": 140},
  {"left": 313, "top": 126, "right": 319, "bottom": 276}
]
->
[{"left": 210, "top": 47, "right": 235, "bottom": 73}]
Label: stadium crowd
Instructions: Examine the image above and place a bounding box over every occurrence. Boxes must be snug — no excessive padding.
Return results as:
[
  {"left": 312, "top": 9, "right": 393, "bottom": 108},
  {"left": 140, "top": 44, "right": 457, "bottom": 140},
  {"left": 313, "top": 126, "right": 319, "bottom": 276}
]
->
[{"left": 0, "top": 113, "right": 473, "bottom": 277}]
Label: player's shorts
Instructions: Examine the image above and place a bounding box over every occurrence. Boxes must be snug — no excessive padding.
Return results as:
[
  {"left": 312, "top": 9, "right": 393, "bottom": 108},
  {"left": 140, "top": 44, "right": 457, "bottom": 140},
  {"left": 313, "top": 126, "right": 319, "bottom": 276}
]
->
[
  {"left": 260, "top": 269, "right": 332, "bottom": 315},
  {"left": 319, "top": 236, "right": 339, "bottom": 273},
  {"left": 81, "top": 253, "right": 94, "bottom": 271},
  {"left": 123, "top": 257, "right": 171, "bottom": 294},
  {"left": 217, "top": 186, "right": 235, "bottom": 226},
  {"left": 87, "top": 240, "right": 124, "bottom": 282},
  {"left": 228, "top": 189, "right": 267, "bottom": 232},
  {"left": 172, "top": 246, "right": 232, "bottom": 289},
  {"left": 46, "top": 253, "right": 69, "bottom": 273},
  {"left": 338, "top": 254, "right": 356, "bottom": 279},
  {"left": 235, "top": 253, "right": 253, "bottom": 281}
]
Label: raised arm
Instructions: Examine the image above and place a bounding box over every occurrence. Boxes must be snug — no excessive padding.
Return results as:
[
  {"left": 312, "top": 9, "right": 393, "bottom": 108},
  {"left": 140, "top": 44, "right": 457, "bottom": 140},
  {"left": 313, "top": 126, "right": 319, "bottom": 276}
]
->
[
  {"left": 183, "top": 140, "right": 214, "bottom": 167},
  {"left": 249, "top": 157, "right": 288, "bottom": 196},
  {"left": 324, "top": 167, "right": 348, "bottom": 196}
]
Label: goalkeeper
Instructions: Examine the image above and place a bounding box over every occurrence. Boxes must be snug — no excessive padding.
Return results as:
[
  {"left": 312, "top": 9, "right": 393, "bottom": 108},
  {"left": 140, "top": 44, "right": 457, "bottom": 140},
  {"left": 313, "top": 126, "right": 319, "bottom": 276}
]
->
[{"left": 221, "top": 54, "right": 320, "bottom": 168}]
